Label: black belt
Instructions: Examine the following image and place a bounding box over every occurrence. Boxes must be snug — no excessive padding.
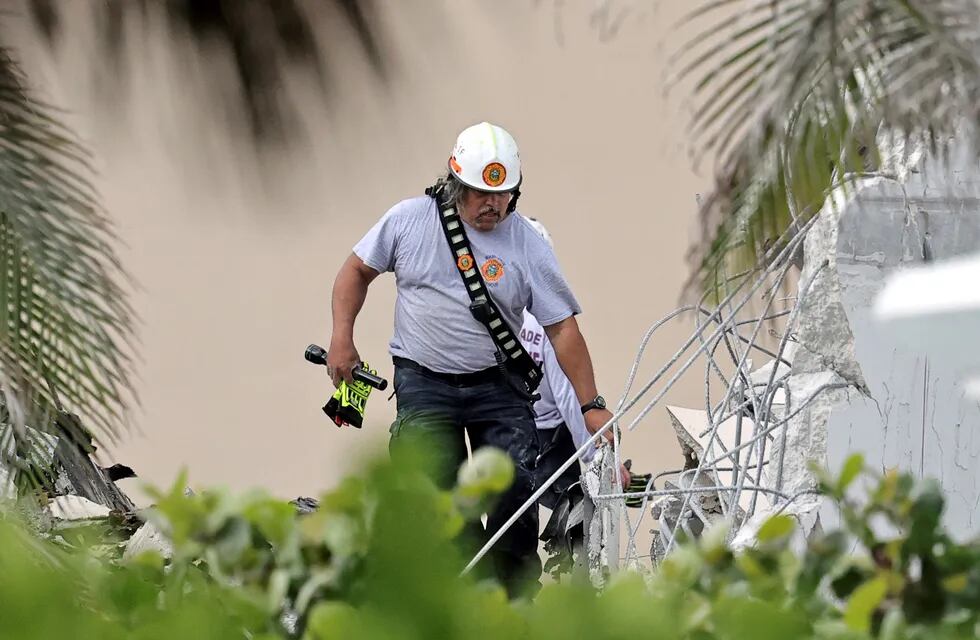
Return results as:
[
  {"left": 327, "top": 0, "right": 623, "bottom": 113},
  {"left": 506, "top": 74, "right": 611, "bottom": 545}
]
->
[{"left": 393, "top": 356, "right": 503, "bottom": 388}]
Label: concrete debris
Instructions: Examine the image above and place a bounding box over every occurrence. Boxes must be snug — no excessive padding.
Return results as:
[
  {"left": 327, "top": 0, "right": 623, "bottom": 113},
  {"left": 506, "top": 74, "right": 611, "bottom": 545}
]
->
[
  {"left": 773, "top": 371, "right": 850, "bottom": 497},
  {"left": 0, "top": 424, "right": 59, "bottom": 500},
  {"left": 792, "top": 151, "right": 980, "bottom": 538},
  {"left": 123, "top": 521, "right": 173, "bottom": 561},
  {"left": 790, "top": 190, "right": 870, "bottom": 393},
  {"left": 666, "top": 405, "right": 743, "bottom": 462},
  {"left": 47, "top": 495, "right": 111, "bottom": 521},
  {"left": 729, "top": 498, "right": 822, "bottom": 553},
  {"left": 582, "top": 445, "right": 620, "bottom": 587},
  {"left": 612, "top": 142, "right": 980, "bottom": 573},
  {"left": 665, "top": 405, "right": 764, "bottom": 513},
  {"left": 0, "top": 410, "right": 135, "bottom": 514},
  {"left": 0, "top": 409, "right": 149, "bottom": 556},
  {"left": 291, "top": 497, "right": 320, "bottom": 515},
  {"left": 747, "top": 357, "right": 791, "bottom": 407},
  {"left": 53, "top": 437, "right": 135, "bottom": 514}
]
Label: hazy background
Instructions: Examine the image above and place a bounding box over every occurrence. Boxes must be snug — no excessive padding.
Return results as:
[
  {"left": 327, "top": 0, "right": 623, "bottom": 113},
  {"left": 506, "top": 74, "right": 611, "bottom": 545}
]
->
[{"left": 6, "top": 1, "right": 711, "bottom": 500}]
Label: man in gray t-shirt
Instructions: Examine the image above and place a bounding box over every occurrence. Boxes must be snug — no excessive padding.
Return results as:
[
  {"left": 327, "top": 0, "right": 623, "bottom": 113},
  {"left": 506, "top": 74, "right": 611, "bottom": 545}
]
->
[{"left": 326, "top": 122, "right": 614, "bottom": 596}]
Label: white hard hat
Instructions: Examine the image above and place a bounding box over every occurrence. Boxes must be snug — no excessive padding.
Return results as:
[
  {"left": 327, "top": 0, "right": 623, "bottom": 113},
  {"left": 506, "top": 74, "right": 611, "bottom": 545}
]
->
[
  {"left": 525, "top": 217, "right": 554, "bottom": 249},
  {"left": 448, "top": 122, "right": 522, "bottom": 192}
]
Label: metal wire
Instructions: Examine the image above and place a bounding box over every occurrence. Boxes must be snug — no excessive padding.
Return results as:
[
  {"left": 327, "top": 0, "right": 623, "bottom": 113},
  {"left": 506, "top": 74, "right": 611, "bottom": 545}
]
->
[{"left": 459, "top": 209, "right": 868, "bottom": 580}]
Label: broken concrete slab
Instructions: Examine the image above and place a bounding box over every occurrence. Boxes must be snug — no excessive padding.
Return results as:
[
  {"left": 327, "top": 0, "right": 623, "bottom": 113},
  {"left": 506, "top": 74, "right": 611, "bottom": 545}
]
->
[
  {"left": 665, "top": 405, "right": 744, "bottom": 461},
  {"left": 729, "top": 498, "right": 822, "bottom": 554},
  {"left": 47, "top": 495, "right": 111, "bottom": 520},
  {"left": 53, "top": 437, "right": 135, "bottom": 514},
  {"left": 647, "top": 144, "right": 980, "bottom": 559},
  {"left": 291, "top": 497, "right": 320, "bottom": 515},
  {"left": 123, "top": 520, "right": 173, "bottom": 561},
  {"left": 783, "top": 149, "right": 980, "bottom": 539},
  {"left": 582, "top": 445, "right": 620, "bottom": 587},
  {"left": 0, "top": 424, "right": 59, "bottom": 500},
  {"left": 748, "top": 358, "right": 791, "bottom": 407},
  {"left": 772, "top": 371, "right": 850, "bottom": 498},
  {"left": 790, "top": 188, "right": 870, "bottom": 393},
  {"left": 665, "top": 405, "right": 767, "bottom": 512}
]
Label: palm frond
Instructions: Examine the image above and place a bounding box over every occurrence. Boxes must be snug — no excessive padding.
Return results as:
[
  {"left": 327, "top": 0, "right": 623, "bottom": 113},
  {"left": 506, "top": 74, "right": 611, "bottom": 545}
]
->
[
  {"left": 28, "top": 0, "right": 386, "bottom": 143},
  {"left": 676, "top": 0, "right": 980, "bottom": 296},
  {"left": 0, "top": 50, "right": 135, "bottom": 493}
]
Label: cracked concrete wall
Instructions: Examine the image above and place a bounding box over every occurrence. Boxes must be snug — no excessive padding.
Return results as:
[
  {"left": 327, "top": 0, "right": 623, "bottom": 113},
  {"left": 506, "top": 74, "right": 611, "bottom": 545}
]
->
[{"left": 789, "top": 145, "right": 980, "bottom": 539}]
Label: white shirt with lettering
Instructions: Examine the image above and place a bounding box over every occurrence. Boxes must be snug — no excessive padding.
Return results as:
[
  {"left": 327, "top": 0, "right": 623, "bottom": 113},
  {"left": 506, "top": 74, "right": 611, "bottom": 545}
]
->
[{"left": 520, "top": 311, "right": 596, "bottom": 462}]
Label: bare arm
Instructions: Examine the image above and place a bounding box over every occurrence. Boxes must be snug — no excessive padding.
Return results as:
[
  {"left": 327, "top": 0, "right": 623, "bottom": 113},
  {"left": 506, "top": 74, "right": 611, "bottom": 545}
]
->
[
  {"left": 544, "top": 316, "right": 615, "bottom": 444},
  {"left": 328, "top": 253, "right": 381, "bottom": 385},
  {"left": 544, "top": 316, "right": 598, "bottom": 405}
]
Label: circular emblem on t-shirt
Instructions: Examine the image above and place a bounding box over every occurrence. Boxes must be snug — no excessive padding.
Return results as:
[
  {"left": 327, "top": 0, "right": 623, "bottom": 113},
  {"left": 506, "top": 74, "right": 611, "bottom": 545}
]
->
[
  {"left": 481, "top": 258, "right": 505, "bottom": 283},
  {"left": 457, "top": 254, "right": 474, "bottom": 271},
  {"left": 482, "top": 162, "right": 506, "bottom": 187}
]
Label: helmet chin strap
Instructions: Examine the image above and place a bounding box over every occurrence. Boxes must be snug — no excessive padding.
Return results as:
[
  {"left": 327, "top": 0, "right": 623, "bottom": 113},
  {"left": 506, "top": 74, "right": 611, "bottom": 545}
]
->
[
  {"left": 506, "top": 175, "right": 523, "bottom": 213},
  {"left": 506, "top": 188, "right": 521, "bottom": 213}
]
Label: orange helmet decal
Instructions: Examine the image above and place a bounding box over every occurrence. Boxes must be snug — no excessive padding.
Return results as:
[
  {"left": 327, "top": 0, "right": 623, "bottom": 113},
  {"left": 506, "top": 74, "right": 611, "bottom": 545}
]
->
[{"left": 482, "top": 162, "right": 507, "bottom": 187}]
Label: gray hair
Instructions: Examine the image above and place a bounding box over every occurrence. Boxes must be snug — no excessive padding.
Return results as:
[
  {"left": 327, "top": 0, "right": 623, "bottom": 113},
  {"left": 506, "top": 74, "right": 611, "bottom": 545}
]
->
[{"left": 433, "top": 170, "right": 469, "bottom": 208}]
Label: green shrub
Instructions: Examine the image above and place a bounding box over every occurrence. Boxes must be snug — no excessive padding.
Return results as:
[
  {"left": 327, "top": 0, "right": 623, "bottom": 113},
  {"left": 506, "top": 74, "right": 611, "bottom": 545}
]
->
[{"left": 1, "top": 449, "right": 978, "bottom": 639}]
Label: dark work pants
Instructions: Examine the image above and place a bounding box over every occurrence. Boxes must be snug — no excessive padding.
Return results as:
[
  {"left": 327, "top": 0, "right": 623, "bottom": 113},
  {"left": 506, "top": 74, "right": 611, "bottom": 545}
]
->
[
  {"left": 388, "top": 364, "right": 541, "bottom": 595},
  {"left": 534, "top": 424, "right": 583, "bottom": 511}
]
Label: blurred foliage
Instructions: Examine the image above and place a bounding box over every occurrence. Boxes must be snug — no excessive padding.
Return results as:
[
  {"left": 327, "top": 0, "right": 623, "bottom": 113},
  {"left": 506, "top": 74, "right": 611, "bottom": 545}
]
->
[
  {"left": 0, "top": 46, "right": 135, "bottom": 491},
  {"left": 2, "top": 449, "right": 979, "bottom": 639},
  {"left": 676, "top": 1, "right": 980, "bottom": 297},
  {"left": 26, "top": 0, "right": 386, "bottom": 143}
]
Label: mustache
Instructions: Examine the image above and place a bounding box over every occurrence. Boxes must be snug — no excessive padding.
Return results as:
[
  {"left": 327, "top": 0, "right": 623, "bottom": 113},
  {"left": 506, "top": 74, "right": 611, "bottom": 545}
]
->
[{"left": 478, "top": 206, "right": 500, "bottom": 217}]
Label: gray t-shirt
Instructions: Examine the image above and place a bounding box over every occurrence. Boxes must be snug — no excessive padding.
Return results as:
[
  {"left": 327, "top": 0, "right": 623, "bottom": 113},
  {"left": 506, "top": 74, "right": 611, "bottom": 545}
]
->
[{"left": 353, "top": 196, "right": 581, "bottom": 373}]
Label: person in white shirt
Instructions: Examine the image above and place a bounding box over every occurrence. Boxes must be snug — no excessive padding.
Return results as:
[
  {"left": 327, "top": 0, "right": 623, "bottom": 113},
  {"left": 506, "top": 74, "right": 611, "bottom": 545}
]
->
[{"left": 519, "top": 218, "right": 630, "bottom": 510}]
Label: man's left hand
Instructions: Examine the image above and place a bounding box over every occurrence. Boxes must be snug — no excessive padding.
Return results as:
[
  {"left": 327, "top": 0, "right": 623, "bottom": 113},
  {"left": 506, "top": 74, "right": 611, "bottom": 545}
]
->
[
  {"left": 584, "top": 407, "right": 616, "bottom": 446},
  {"left": 585, "top": 409, "right": 631, "bottom": 486}
]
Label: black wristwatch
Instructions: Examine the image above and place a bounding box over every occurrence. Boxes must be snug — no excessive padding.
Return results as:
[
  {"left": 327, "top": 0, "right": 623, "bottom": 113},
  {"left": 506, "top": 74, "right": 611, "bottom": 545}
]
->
[{"left": 580, "top": 394, "right": 606, "bottom": 414}]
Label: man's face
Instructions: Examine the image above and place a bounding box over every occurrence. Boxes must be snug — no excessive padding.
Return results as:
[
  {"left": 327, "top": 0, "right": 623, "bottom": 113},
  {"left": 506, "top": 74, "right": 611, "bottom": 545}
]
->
[{"left": 459, "top": 188, "right": 512, "bottom": 232}]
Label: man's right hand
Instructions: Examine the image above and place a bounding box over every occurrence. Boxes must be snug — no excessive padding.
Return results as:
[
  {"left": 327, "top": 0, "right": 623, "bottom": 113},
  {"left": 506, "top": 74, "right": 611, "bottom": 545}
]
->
[{"left": 326, "top": 338, "right": 360, "bottom": 387}]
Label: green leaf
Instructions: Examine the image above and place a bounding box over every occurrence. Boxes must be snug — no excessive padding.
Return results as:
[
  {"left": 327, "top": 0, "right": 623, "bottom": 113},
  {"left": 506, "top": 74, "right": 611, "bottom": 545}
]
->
[
  {"left": 942, "top": 573, "right": 968, "bottom": 594},
  {"left": 906, "top": 479, "right": 944, "bottom": 555},
  {"left": 713, "top": 595, "right": 810, "bottom": 640},
  {"left": 878, "top": 609, "right": 907, "bottom": 640},
  {"left": 456, "top": 446, "right": 514, "bottom": 494},
  {"left": 757, "top": 514, "right": 796, "bottom": 542},
  {"left": 798, "top": 531, "right": 848, "bottom": 596},
  {"left": 212, "top": 517, "right": 252, "bottom": 567},
  {"left": 844, "top": 575, "right": 889, "bottom": 633},
  {"left": 242, "top": 498, "right": 296, "bottom": 547},
  {"left": 661, "top": 545, "right": 705, "bottom": 587},
  {"left": 304, "top": 602, "right": 362, "bottom": 639},
  {"left": 838, "top": 454, "right": 864, "bottom": 493},
  {"left": 700, "top": 521, "right": 732, "bottom": 566},
  {"left": 832, "top": 566, "right": 869, "bottom": 600},
  {"left": 322, "top": 513, "right": 365, "bottom": 559},
  {"left": 453, "top": 446, "right": 514, "bottom": 519}
]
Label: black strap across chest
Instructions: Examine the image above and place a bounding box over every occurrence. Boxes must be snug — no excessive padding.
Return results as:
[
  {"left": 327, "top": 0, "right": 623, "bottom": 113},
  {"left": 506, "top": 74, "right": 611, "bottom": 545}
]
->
[{"left": 426, "top": 185, "right": 543, "bottom": 393}]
